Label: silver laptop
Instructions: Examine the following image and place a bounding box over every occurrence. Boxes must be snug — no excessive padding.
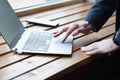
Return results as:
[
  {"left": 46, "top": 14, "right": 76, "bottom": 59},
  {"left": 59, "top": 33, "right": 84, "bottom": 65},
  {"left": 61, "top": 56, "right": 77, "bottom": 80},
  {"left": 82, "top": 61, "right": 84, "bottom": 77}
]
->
[{"left": 0, "top": 0, "right": 73, "bottom": 55}]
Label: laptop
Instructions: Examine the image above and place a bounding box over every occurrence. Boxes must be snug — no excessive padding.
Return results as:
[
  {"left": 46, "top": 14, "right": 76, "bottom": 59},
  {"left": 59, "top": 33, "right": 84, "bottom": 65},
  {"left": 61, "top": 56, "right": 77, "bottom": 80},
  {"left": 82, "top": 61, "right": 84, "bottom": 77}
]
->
[{"left": 0, "top": 0, "right": 73, "bottom": 55}]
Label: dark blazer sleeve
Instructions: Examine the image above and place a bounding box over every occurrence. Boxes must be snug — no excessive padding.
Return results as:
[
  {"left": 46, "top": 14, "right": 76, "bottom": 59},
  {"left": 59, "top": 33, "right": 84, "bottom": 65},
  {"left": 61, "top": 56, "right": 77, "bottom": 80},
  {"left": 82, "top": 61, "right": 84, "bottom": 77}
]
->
[{"left": 85, "top": 0, "right": 116, "bottom": 32}]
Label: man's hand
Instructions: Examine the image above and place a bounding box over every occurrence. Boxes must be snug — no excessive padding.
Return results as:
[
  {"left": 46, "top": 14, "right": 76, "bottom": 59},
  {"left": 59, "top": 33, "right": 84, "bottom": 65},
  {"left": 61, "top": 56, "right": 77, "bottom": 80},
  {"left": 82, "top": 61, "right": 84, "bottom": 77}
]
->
[
  {"left": 81, "top": 38, "right": 119, "bottom": 56},
  {"left": 53, "top": 21, "right": 93, "bottom": 42}
]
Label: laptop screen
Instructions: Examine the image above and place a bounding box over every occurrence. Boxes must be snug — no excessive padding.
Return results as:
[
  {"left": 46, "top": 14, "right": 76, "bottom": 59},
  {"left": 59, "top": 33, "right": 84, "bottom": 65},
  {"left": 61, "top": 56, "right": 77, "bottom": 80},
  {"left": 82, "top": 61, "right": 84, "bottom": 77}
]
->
[{"left": 0, "top": 0, "right": 24, "bottom": 48}]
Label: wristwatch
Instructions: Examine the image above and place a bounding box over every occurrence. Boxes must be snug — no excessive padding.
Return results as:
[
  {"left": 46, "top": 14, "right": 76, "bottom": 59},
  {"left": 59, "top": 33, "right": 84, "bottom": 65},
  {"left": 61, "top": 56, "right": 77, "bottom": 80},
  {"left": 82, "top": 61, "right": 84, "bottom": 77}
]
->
[{"left": 113, "top": 30, "right": 120, "bottom": 46}]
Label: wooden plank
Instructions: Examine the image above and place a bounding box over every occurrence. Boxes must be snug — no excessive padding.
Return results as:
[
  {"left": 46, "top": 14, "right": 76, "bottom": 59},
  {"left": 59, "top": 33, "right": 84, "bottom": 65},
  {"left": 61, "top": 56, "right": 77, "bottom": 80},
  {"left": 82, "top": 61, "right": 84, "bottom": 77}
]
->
[
  {"left": 36, "top": 4, "right": 92, "bottom": 21},
  {"left": 36, "top": 3, "right": 91, "bottom": 19},
  {"left": 12, "top": 24, "right": 115, "bottom": 80},
  {"left": 54, "top": 11, "right": 88, "bottom": 26},
  {"left": 0, "top": 44, "right": 11, "bottom": 56},
  {"left": 0, "top": 52, "right": 33, "bottom": 69},
  {"left": 0, "top": 36, "right": 5, "bottom": 45},
  {"left": 20, "top": 2, "right": 91, "bottom": 20}
]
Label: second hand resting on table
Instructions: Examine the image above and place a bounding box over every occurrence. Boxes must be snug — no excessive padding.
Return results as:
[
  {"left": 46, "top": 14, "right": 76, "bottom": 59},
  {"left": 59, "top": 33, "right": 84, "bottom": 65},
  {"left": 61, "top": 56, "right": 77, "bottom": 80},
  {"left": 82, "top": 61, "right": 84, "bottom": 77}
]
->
[{"left": 53, "top": 21, "right": 119, "bottom": 56}]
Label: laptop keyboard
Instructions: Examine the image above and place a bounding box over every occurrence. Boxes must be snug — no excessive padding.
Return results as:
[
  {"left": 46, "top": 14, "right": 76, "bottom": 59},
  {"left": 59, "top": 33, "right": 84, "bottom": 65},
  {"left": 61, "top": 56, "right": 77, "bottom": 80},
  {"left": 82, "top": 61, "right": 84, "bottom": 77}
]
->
[{"left": 23, "top": 31, "right": 52, "bottom": 51}]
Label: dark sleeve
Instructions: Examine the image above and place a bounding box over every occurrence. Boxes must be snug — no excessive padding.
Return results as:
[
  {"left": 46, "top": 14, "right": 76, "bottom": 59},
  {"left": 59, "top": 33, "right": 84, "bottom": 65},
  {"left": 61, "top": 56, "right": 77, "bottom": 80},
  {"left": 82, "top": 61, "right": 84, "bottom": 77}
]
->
[{"left": 85, "top": 0, "right": 116, "bottom": 32}]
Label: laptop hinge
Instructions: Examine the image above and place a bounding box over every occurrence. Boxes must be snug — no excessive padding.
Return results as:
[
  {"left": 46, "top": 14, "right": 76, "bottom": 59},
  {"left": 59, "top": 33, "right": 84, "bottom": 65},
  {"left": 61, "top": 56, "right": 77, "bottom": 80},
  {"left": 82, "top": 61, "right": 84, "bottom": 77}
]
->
[{"left": 12, "top": 47, "right": 22, "bottom": 54}]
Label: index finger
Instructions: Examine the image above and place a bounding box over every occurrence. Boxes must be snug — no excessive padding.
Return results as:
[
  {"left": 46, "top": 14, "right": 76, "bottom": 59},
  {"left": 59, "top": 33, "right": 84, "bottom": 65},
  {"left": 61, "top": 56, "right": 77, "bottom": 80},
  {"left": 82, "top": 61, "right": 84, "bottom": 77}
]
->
[
  {"left": 53, "top": 27, "right": 69, "bottom": 37},
  {"left": 62, "top": 24, "right": 79, "bottom": 42}
]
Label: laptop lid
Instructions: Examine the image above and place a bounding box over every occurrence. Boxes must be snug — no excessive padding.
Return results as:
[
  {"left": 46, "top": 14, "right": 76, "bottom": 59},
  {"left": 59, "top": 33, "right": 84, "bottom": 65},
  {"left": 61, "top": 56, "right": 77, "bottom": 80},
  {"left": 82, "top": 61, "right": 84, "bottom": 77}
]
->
[{"left": 0, "top": 0, "right": 25, "bottom": 49}]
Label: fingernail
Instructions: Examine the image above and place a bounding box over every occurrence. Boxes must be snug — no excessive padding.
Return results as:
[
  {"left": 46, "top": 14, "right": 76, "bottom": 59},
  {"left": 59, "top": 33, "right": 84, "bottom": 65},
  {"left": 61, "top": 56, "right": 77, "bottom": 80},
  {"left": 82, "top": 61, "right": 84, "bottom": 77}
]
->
[{"left": 81, "top": 47, "right": 85, "bottom": 51}]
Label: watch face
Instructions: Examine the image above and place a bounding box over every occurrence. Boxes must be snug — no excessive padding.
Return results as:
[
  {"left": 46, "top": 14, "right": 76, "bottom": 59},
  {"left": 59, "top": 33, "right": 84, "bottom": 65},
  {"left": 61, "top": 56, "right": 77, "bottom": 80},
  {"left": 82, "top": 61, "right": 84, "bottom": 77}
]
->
[
  {"left": 114, "top": 28, "right": 120, "bottom": 46},
  {"left": 113, "top": 36, "right": 119, "bottom": 46}
]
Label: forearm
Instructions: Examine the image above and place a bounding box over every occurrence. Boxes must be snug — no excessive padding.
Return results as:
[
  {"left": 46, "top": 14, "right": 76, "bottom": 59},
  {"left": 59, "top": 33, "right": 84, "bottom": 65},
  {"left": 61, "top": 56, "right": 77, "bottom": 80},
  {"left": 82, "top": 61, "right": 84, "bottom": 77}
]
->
[{"left": 85, "top": 0, "right": 116, "bottom": 32}]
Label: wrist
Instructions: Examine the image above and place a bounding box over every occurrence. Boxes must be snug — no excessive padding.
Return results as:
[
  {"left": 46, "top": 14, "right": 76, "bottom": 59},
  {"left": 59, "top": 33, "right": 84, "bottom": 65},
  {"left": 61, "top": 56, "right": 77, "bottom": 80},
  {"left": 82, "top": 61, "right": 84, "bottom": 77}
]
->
[
  {"left": 86, "top": 23, "right": 95, "bottom": 32},
  {"left": 84, "top": 21, "right": 95, "bottom": 32}
]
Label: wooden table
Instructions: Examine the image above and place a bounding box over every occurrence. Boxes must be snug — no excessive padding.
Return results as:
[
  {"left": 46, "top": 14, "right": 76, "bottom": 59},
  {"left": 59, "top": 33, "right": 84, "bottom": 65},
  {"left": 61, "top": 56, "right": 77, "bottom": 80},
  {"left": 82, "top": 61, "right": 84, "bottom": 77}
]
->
[{"left": 0, "top": 2, "right": 115, "bottom": 80}]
